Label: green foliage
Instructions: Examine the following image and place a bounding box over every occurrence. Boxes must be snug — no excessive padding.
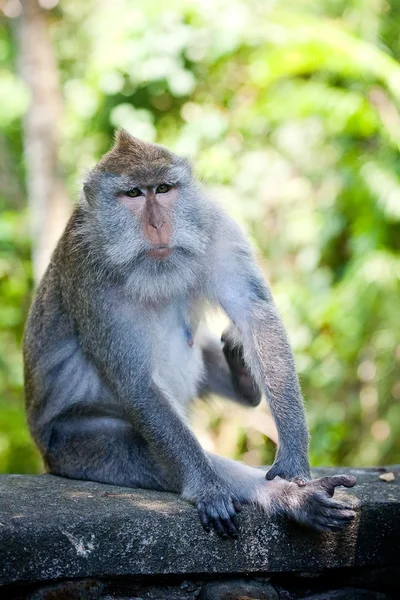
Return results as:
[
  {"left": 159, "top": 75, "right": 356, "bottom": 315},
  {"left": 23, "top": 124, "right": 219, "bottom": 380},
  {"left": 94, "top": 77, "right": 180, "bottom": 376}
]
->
[{"left": 1, "top": 0, "right": 399, "bottom": 473}]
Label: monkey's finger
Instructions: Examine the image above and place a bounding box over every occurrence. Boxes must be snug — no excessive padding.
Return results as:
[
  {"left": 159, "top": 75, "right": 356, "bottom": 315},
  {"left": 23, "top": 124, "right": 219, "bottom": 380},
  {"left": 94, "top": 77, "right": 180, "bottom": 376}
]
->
[
  {"left": 265, "top": 466, "right": 279, "bottom": 481},
  {"left": 221, "top": 515, "right": 238, "bottom": 538},
  {"left": 226, "top": 498, "right": 240, "bottom": 529},
  {"left": 197, "top": 503, "right": 211, "bottom": 533},
  {"left": 209, "top": 510, "right": 229, "bottom": 539},
  {"left": 210, "top": 501, "right": 238, "bottom": 538},
  {"left": 232, "top": 496, "right": 242, "bottom": 513},
  {"left": 219, "top": 498, "right": 239, "bottom": 538},
  {"left": 230, "top": 513, "right": 240, "bottom": 531},
  {"left": 221, "top": 500, "right": 239, "bottom": 537}
]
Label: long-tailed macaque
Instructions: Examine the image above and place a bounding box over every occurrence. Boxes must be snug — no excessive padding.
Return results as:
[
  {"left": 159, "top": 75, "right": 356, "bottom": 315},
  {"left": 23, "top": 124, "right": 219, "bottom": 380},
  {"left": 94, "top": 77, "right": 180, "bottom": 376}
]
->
[{"left": 23, "top": 131, "right": 356, "bottom": 537}]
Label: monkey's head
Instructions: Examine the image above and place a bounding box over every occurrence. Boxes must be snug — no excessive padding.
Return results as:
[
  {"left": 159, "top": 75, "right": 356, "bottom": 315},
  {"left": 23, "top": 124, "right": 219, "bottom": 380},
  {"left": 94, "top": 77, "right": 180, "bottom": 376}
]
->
[{"left": 82, "top": 130, "right": 213, "bottom": 299}]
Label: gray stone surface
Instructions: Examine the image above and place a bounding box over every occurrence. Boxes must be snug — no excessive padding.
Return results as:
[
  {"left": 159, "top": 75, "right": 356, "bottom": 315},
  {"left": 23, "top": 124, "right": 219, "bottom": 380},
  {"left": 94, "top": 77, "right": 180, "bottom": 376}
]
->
[
  {"left": 0, "top": 467, "right": 399, "bottom": 587},
  {"left": 302, "top": 590, "right": 388, "bottom": 600},
  {"left": 199, "top": 580, "right": 278, "bottom": 599},
  {"left": 1, "top": 578, "right": 203, "bottom": 600}
]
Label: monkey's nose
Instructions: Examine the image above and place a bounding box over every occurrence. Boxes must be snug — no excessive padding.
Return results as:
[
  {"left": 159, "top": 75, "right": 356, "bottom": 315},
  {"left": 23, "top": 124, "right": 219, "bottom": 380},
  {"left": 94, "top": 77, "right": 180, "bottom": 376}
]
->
[{"left": 150, "top": 219, "right": 165, "bottom": 230}]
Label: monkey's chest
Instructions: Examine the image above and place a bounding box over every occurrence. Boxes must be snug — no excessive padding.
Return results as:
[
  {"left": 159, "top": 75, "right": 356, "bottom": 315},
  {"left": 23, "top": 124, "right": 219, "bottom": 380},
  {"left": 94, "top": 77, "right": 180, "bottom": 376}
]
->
[{"left": 150, "top": 307, "right": 204, "bottom": 412}]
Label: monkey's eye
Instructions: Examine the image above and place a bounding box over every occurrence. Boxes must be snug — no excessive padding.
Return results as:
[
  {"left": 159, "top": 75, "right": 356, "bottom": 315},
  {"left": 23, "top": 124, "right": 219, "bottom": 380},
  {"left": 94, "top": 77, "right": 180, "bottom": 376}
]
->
[
  {"left": 125, "top": 188, "right": 143, "bottom": 198},
  {"left": 156, "top": 184, "right": 171, "bottom": 194}
]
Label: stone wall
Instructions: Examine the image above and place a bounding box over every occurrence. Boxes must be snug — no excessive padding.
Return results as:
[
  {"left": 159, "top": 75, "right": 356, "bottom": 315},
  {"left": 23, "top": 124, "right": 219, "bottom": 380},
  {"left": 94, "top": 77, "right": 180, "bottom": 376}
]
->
[{"left": 0, "top": 467, "right": 399, "bottom": 599}]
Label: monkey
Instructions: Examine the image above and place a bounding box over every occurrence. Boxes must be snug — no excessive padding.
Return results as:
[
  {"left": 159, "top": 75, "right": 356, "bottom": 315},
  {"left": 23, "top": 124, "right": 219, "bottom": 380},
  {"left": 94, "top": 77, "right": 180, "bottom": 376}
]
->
[{"left": 23, "top": 130, "right": 356, "bottom": 538}]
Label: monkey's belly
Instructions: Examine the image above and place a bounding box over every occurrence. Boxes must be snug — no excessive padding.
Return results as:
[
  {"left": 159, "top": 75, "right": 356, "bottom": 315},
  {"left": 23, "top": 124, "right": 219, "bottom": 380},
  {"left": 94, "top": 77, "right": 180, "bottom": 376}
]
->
[{"left": 151, "top": 334, "right": 204, "bottom": 414}]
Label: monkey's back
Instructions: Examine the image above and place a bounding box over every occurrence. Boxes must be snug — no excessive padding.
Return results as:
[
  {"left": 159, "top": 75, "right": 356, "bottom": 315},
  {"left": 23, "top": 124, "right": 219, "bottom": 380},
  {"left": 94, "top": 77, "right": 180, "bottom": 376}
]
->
[{"left": 23, "top": 222, "right": 118, "bottom": 454}]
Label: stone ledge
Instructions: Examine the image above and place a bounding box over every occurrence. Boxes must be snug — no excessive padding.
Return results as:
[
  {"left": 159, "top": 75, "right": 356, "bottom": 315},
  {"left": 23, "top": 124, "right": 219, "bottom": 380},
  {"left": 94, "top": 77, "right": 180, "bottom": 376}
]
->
[{"left": 0, "top": 467, "right": 399, "bottom": 589}]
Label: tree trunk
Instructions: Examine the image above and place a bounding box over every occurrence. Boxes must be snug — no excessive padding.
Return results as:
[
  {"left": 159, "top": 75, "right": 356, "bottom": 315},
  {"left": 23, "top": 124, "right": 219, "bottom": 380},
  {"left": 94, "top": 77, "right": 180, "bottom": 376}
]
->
[
  {"left": 17, "top": 0, "right": 70, "bottom": 284},
  {"left": 0, "top": 134, "right": 24, "bottom": 208}
]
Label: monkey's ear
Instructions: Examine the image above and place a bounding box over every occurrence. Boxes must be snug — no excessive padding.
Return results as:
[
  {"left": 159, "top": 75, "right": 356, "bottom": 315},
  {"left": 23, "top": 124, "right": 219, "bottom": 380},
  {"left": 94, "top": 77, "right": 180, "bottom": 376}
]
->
[
  {"left": 82, "top": 171, "right": 100, "bottom": 206},
  {"left": 83, "top": 181, "right": 95, "bottom": 206}
]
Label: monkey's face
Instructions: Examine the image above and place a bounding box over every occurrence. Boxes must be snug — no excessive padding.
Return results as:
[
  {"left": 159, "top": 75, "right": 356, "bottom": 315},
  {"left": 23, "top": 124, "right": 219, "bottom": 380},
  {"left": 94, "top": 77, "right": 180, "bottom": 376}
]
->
[
  {"left": 82, "top": 131, "right": 212, "bottom": 296},
  {"left": 120, "top": 183, "right": 176, "bottom": 259}
]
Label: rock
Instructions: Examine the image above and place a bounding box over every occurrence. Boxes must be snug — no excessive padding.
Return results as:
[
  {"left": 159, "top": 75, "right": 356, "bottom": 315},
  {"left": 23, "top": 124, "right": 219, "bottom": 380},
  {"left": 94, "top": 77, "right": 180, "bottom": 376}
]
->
[
  {"left": 314, "top": 566, "right": 400, "bottom": 594},
  {"left": 199, "top": 580, "right": 278, "bottom": 600},
  {"left": 301, "top": 589, "right": 389, "bottom": 599},
  {"left": 1, "top": 580, "right": 105, "bottom": 600},
  {"left": 378, "top": 473, "right": 395, "bottom": 482},
  {"left": 1, "top": 578, "right": 203, "bottom": 600},
  {"left": 0, "top": 467, "right": 399, "bottom": 588}
]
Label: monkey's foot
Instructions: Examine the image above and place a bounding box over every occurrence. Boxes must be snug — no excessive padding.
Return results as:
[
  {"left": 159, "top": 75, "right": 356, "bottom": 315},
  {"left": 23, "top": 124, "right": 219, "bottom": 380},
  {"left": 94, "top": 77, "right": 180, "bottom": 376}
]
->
[{"left": 285, "top": 474, "right": 357, "bottom": 532}]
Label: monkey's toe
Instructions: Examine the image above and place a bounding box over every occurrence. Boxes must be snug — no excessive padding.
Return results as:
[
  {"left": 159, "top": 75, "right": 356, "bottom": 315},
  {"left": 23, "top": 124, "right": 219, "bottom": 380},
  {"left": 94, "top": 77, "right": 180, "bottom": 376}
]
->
[
  {"left": 302, "top": 489, "right": 357, "bottom": 533},
  {"left": 311, "top": 508, "right": 356, "bottom": 532},
  {"left": 316, "top": 474, "right": 357, "bottom": 497}
]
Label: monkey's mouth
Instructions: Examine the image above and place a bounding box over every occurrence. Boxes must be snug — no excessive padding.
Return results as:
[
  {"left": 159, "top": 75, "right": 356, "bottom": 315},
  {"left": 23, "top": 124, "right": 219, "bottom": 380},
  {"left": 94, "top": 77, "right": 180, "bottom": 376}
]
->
[{"left": 148, "top": 245, "right": 173, "bottom": 259}]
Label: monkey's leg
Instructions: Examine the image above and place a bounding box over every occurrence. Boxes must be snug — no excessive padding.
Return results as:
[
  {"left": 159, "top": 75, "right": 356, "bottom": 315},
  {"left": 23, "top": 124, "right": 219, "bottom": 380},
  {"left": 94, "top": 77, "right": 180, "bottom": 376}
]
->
[
  {"left": 200, "top": 333, "right": 261, "bottom": 407},
  {"left": 45, "top": 416, "right": 173, "bottom": 492},
  {"left": 44, "top": 415, "right": 356, "bottom": 537},
  {"left": 205, "top": 454, "right": 357, "bottom": 534}
]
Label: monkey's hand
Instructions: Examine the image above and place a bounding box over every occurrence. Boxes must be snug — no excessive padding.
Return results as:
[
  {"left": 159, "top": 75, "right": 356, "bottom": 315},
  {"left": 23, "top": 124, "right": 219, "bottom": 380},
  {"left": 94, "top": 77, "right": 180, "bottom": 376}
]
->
[
  {"left": 266, "top": 449, "right": 312, "bottom": 483},
  {"left": 183, "top": 478, "right": 242, "bottom": 539},
  {"left": 221, "top": 330, "right": 261, "bottom": 407},
  {"left": 281, "top": 474, "right": 357, "bottom": 532}
]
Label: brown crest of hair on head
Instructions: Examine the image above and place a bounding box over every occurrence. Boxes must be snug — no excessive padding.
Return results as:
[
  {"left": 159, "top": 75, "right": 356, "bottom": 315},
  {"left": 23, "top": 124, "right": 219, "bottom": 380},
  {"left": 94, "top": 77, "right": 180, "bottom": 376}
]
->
[{"left": 97, "top": 129, "right": 174, "bottom": 175}]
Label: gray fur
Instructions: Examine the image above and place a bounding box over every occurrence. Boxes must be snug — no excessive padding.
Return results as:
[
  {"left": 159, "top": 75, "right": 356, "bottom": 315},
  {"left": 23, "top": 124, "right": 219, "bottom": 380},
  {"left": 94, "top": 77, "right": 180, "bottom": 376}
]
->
[{"left": 23, "top": 132, "right": 356, "bottom": 537}]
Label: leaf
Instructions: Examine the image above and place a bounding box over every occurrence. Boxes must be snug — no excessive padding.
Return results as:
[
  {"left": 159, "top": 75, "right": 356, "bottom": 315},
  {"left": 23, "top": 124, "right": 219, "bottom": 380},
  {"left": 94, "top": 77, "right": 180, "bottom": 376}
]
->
[{"left": 379, "top": 472, "right": 395, "bottom": 482}]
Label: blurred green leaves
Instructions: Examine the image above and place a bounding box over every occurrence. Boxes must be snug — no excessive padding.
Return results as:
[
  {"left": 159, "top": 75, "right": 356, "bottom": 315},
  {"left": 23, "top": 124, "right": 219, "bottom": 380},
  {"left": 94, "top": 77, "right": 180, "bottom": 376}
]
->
[
  {"left": 0, "top": 0, "right": 399, "bottom": 473},
  {"left": 0, "top": 71, "right": 29, "bottom": 127}
]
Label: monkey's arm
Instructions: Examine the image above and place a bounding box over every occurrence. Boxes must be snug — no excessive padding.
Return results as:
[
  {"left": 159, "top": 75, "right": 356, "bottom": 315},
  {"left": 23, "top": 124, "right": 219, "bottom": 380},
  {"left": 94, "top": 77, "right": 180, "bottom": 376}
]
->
[
  {"left": 200, "top": 334, "right": 261, "bottom": 407},
  {"left": 210, "top": 219, "right": 311, "bottom": 482}
]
